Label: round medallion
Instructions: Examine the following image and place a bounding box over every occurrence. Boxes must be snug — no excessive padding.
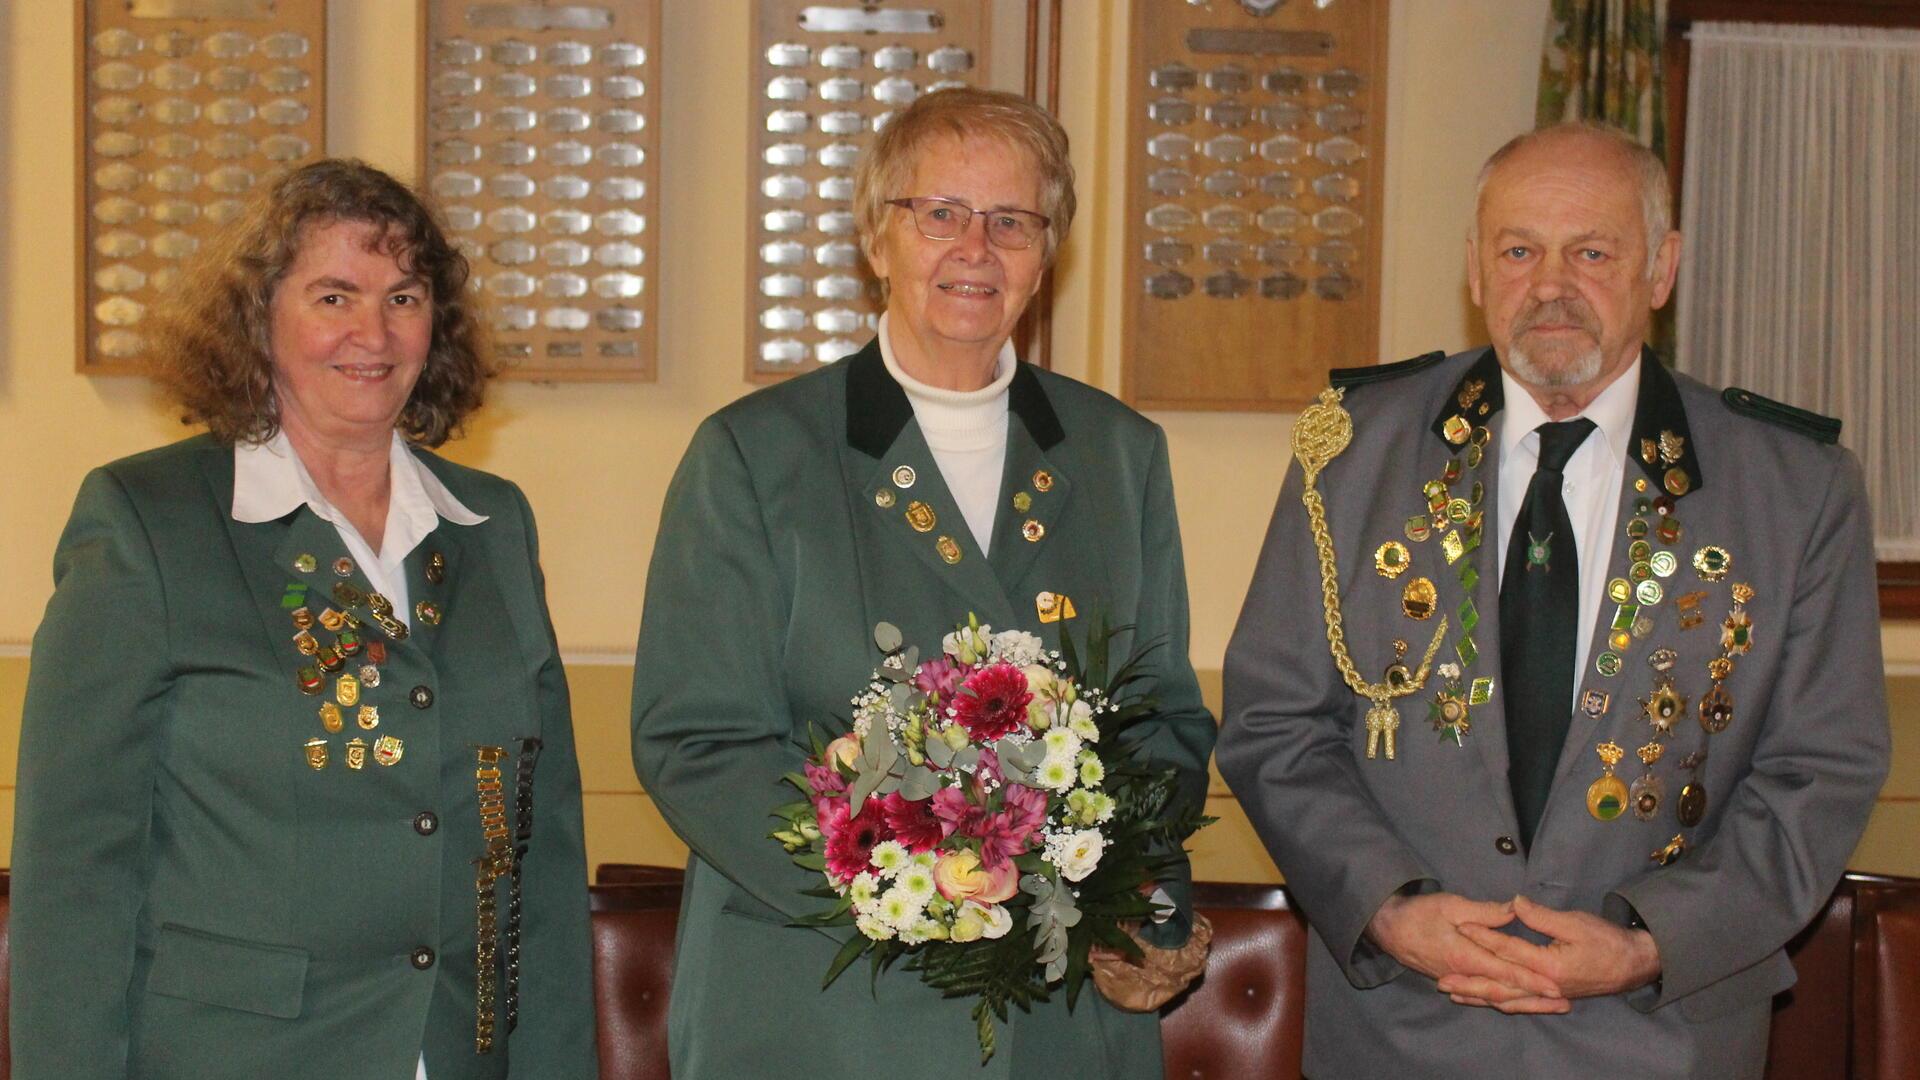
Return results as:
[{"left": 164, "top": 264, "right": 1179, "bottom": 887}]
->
[
  {"left": 1693, "top": 545, "right": 1732, "bottom": 581},
  {"left": 1588, "top": 774, "right": 1629, "bottom": 820},
  {"left": 1405, "top": 515, "right": 1432, "bottom": 543},
  {"left": 1628, "top": 540, "right": 1653, "bottom": 563},
  {"left": 874, "top": 488, "right": 896, "bottom": 508},
  {"left": 892, "top": 465, "right": 917, "bottom": 488},
  {"left": 1374, "top": 541, "right": 1410, "bottom": 578},
  {"left": 1607, "top": 577, "right": 1633, "bottom": 603},
  {"left": 1022, "top": 519, "right": 1046, "bottom": 543},
  {"left": 1032, "top": 469, "right": 1055, "bottom": 492},
  {"left": 1677, "top": 781, "right": 1707, "bottom": 827},
  {"left": 1012, "top": 491, "right": 1033, "bottom": 513},
  {"left": 332, "top": 557, "right": 354, "bottom": 577},
  {"left": 1699, "top": 682, "right": 1734, "bottom": 733},
  {"left": 1629, "top": 560, "right": 1653, "bottom": 583},
  {"left": 1626, "top": 518, "right": 1650, "bottom": 539},
  {"left": 1649, "top": 550, "right": 1678, "bottom": 578},
  {"left": 293, "top": 553, "right": 317, "bottom": 573},
  {"left": 1401, "top": 576, "right": 1437, "bottom": 620},
  {"left": 1664, "top": 467, "right": 1691, "bottom": 496},
  {"left": 1446, "top": 498, "right": 1471, "bottom": 524},
  {"left": 1631, "top": 773, "right": 1664, "bottom": 820},
  {"left": 1595, "top": 651, "right": 1623, "bottom": 677},
  {"left": 1635, "top": 579, "right": 1665, "bottom": 606}
]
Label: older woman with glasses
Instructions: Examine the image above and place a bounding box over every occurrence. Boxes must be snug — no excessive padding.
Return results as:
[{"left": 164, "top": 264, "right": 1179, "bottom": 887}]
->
[{"left": 632, "top": 87, "right": 1216, "bottom": 1079}]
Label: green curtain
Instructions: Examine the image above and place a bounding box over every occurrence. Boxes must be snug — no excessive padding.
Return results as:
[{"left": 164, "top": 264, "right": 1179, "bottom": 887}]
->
[{"left": 1537, "top": 0, "right": 1668, "bottom": 155}]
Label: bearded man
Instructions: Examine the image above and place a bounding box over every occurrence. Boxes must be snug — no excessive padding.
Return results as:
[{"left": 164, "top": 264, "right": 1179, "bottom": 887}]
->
[{"left": 1217, "top": 122, "right": 1890, "bottom": 1078}]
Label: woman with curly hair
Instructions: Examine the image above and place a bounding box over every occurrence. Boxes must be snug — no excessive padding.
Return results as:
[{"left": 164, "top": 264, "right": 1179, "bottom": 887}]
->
[{"left": 10, "top": 159, "right": 597, "bottom": 1080}]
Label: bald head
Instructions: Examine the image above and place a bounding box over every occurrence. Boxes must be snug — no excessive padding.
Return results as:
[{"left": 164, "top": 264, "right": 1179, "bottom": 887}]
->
[
  {"left": 1476, "top": 123, "right": 1672, "bottom": 278},
  {"left": 1465, "top": 122, "right": 1682, "bottom": 416}
]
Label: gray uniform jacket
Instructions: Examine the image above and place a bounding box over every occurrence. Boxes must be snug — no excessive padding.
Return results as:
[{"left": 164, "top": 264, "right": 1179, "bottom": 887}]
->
[{"left": 1218, "top": 347, "right": 1890, "bottom": 1080}]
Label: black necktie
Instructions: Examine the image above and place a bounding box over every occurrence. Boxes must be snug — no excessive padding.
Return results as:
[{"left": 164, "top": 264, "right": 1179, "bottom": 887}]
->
[{"left": 1501, "top": 418, "right": 1596, "bottom": 850}]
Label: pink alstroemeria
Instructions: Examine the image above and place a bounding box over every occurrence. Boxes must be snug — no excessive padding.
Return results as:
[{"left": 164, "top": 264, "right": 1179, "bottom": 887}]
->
[
  {"left": 931, "top": 785, "right": 988, "bottom": 840},
  {"left": 913, "top": 656, "right": 966, "bottom": 699},
  {"left": 805, "top": 759, "right": 847, "bottom": 799},
  {"left": 977, "top": 784, "right": 1048, "bottom": 870},
  {"left": 880, "top": 791, "right": 945, "bottom": 853}
]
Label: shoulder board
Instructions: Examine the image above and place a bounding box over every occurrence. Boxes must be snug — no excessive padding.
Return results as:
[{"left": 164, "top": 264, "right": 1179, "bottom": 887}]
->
[
  {"left": 1330, "top": 351, "right": 1447, "bottom": 391},
  {"left": 1722, "top": 387, "right": 1841, "bottom": 445}
]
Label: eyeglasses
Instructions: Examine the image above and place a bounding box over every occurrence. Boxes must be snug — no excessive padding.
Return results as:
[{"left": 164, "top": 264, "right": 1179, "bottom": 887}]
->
[{"left": 885, "top": 196, "right": 1050, "bottom": 251}]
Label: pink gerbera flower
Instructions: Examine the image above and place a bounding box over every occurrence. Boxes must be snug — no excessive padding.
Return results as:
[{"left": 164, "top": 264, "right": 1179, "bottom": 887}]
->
[
  {"left": 824, "top": 802, "right": 888, "bottom": 883},
  {"left": 880, "top": 792, "right": 945, "bottom": 853},
  {"left": 950, "top": 663, "right": 1033, "bottom": 743}
]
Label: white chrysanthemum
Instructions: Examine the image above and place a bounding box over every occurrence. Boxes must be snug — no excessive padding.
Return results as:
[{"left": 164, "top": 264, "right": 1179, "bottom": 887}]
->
[
  {"left": 878, "top": 884, "right": 925, "bottom": 930},
  {"left": 1088, "top": 792, "right": 1116, "bottom": 824},
  {"left": 870, "top": 841, "right": 909, "bottom": 876},
  {"left": 1037, "top": 758, "right": 1076, "bottom": 792},
  {"left": 1069, "top": 715, "right": 1099, "bottom": 742},
  {"left": 1042, "top": 728, "right": 1081, "bottom": 758},
  {"left": 1047, "top": 829, "right": 1105, "bottom": 882},
  {"left": 992, "top": 630, "right": 1046, "bottom": 667},
  {"left": 898, "top": 865, "right": 937, "bottom": 900},
  {"left": 856, "top": 912, "right": 895, "bottom": 940},
  {"left": 848, "top": 871, "right": 880, "bottom": 907},
  {"left": 1077, "top": 751, "right": 1105, "bottom": 787},
  {"left": 906, "top": 917, "right": 947, "bottom": 944}
]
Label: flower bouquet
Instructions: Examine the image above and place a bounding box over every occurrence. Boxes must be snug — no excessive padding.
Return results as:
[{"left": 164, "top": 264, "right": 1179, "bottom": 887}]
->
[{"left": 769, "top": 615, "right": 1212, "bottom": 1060}]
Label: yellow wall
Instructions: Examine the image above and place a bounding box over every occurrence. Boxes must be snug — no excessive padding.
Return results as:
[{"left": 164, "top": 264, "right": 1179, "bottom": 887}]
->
[{"left": 2, "top": 1, "right": 1914, "bottom": 882}]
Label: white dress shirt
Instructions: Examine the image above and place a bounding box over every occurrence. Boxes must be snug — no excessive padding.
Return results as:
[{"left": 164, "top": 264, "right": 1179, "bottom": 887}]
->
[
  {"left": 1494, "top": 359, "right": 1642, "bottom": 707},
  {"left": 878, "top": 311, "right": 1017, "bottom": 557},
  {"left": 232, "top": 430, "right": 485, "bottom": 1080}
]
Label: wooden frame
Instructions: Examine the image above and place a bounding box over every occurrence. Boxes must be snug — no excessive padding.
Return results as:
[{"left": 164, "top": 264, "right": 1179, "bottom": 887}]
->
[
  {"left": 1119, "top": 0, "right": 1390, "bottom": 412},
  {"left": 417, "top": 0, "right": 663, "bottom": 382},
  {"left": 75, "top": 0, "right": 328, "bottom": 375},
  {"left": 1663, "top": 0, "right": 1920, "bottom": 617}
]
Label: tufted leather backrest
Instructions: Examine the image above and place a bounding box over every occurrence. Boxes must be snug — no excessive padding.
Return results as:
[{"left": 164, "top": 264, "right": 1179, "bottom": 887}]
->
[
  {"left": 1853, "top": 878, "right": 1920, "bottom": 1080},
  {"left": 1159, "top": 882, "right": 1307, "bottom": 1080}
]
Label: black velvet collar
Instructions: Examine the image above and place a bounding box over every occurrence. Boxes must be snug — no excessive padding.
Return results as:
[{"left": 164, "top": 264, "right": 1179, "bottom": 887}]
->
[{"left": 844, "top": 336, "right": 1065, "bottom": 458}]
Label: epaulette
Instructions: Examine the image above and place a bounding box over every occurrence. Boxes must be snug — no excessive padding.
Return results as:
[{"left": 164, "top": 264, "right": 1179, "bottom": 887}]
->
[
  {"left": 1330, "top": 351, "right": 1447, "bottom": 391},
  {"left": 1722, "top": 387, "right": 1842, "bottom": 445}
]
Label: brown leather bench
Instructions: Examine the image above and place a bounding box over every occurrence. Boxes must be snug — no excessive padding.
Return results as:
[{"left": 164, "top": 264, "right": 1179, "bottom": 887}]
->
[
  {"left": 0, "top": 868, "right": 1912, "bottom": 1077},
  {"left": 590, "top": 864, "right": 1920, "bottom": 1080}
]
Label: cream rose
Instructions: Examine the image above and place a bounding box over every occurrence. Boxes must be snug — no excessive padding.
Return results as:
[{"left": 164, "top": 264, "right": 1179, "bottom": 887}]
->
[
  {"left": 1050, "top": 829, "right": 1105, "bottom": 882},
  {"left": 825, "top": 733, "right": 861, "bottom": 769},
  {"left": 933, "top": 850, "right": 1019, "bottom": 904}
]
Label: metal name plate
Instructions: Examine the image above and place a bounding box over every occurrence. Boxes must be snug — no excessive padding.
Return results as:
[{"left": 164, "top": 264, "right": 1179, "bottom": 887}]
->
[
  {"left": 1185, "top": 28, "right": 1334, "bottom": 56},
  {"left": 798, "top": 7, "right": 943, "bottom": 33},
  {"left": 466, "top": 4, "right": 614, "bottom": 30},
  {"left": 130, "top": 0, "right": 273, "bottom": 18}
]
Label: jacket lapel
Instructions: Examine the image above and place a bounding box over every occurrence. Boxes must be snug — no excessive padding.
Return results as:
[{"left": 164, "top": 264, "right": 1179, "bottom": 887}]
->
[
  {"left": 1546, "top": 352, "right": 1705, "bottom": 808},
  {"left": 842, "top": 340, "right": 1018, "bottom": 629},
  {"left": 1424, "top": 349, "right": 1517, "bottom": 813},
  {"left": 986, "top": 364, "right": 1069, "bottom": 593}
]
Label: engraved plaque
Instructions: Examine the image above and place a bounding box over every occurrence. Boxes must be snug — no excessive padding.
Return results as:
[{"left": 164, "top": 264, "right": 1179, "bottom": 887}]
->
[
  {"left": 78, "top": 0, "right": 327, "bottom": 373},
  {"left": 746, "top": 0, "right": 990, "bottom": 380},
  {"left": 1125, "top": 0, "right": 1386, "bottom": 409},
  {"left": 424, "top": 0, "right": 662, "bottom": 379}
]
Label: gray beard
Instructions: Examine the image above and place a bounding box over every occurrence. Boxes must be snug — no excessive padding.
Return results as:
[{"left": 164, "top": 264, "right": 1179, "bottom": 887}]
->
[{"left": 1507, "top": 339, "right": 1605, "bottom": 388}]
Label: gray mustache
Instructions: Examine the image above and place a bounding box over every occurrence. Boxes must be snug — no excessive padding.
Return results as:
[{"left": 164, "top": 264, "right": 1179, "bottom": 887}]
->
[{"left": 1515, "top": 300, "right": 1598, "bottom": 335}]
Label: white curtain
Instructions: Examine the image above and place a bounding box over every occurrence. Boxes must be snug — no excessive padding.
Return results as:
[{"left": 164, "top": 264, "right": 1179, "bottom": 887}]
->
[{"left": 1676, "top": 21, "right": 1920, "bottom": 561}]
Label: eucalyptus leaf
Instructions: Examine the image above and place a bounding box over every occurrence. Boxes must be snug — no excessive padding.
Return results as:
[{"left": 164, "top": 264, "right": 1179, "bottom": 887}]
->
[
  {"left": 995, "top": 738, "right": 1047, "bottom": 772},
  {"left": 849, "top": 768, "right": 885, "bottom": 815},
  {"left": 875, "top": 771, "right": 903, "bottom": 797},
  {"left": 874, "top": 621, "right": 903, "bottom": 654},
  {"left": 925, "top": 737, "right": 956, "bottom": 769},
  {"left": 952, "top": 746, "right": 980, "bottom": 771},
  {"left": 901, "top": 645, "right": 919, "bottom": 671},
  {"left": 897, "top": 762, "right": 940, "bottom": 800},
  {"left": 888, "top": 684, "right": 914, "bottom": 712}
]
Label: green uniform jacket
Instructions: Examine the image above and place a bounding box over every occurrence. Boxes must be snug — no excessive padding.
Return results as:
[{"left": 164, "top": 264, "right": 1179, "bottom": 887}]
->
[
  {"left": 10, "top": 435, "right": 599, "bottom": 1080},
  {"left": 631, "top": 341, "right": 1217, "bottom": 1080}
]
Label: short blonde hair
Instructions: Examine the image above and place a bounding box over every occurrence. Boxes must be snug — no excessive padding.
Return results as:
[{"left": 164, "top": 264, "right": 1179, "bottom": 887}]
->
[{"left": 852, "top": 86, "right": 1075, "bottom": 267}]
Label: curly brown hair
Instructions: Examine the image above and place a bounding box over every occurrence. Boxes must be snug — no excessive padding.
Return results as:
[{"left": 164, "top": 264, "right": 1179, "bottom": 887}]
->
[{"left": 151, "top": 158, "right": 492, "bottom": 448}]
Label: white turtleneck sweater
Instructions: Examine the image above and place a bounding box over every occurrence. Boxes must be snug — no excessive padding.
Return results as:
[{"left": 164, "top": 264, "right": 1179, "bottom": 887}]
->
[{"left": 877, "top": 311, "right": 1017, "bottom": 556}]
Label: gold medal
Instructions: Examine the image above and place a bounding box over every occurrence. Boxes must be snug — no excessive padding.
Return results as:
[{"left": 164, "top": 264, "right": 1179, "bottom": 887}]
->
[
  {"left": 1720, "top": 609, "right": 1753, "bottom": 655},
  {"left": 1401, "top": 576, "right": 1437, "bottom": 620},
  {"left": 344, "top": 737, "right": 368, "bottom": 770},
  {"left": 1676, "top": 751, "right": 1708, "bottom": 826},
  {"left": 373, "top": 734, "right": 404, "bottom": 766},
  {"left": 357, "top": 704, "right": 380, "bottom": 730},
  {"left": 1692, "top": 545, "right": 1731, "bottom": 581},
  {"left": 415, "top": 600, "right": 442, "bottom": 626},
  {"left": 892, "top": 465, "right": 916, "bottom": 488},
  {"left": 1659, "top": 430, "right": 1686, "bottom": 466},
  {"left": 1032, "top": 469, "right": 1054, "bottom": 492},
  {"left": 319, "top": 702, "right": 344, "bottom": 733},
  {"left": 1442, "top": 415, "right": 1471, "bottom": 444},
  {"left": 337, "top": 673, "right": 360, "bottom": 707},
  {"left": 290, "top": 606, "right": 314, "bottom": 630},
  {"left": 1631, "top": 741, "right": 1665, "bottom": 820},
  {"left": 294, "top": 553, "right": 318, "bottom": 574},
  {"left": 1035, "top": 591, "right": 1076, "bottom": 623},
  {"left": 1587, "top": 742, "right": 1628, "bottom": 820},
  {"left": 1699, "top": 681, "right": 1733, "bottom": 733},
  {"left": 1638, "top": 678, "right": 1686, "bottom": 734},
  {"left": 936, "top": 536, "right": 962, "bottom": 564},
  {"left": 318, "top": 608, "right": 346, "bottom": 632},
  {"left": 293, "top": 629, "right": 319, "bottom": 656},
  {"left": 1022, "top": 519, "right": 1046, "bottom": 542},
  {"left": 1374, "top": 541, "right": 1410, "bottom": 578},
  {"left": 303, "top": 737, "right": 329, "bottom": 770},
  {"left": 874, "top": 488, "right": 895, "bottom": 508},
  {"left": 904, "top": 501, "right": 936, "bottom": 532},
  {"left": 1012, "top": 491, "right": 1032, "bottom": 513}
]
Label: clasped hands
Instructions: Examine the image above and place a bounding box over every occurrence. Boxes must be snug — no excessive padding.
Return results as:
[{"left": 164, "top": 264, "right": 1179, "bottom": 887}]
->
[{"left": 1366, "top": 892, "right": 1661, "bottom": 1014}]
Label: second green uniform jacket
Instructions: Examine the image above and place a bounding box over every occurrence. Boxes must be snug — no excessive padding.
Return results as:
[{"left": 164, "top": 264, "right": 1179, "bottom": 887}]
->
[
  {"left": 10, "top": 435, "right": 599, "bottom": 1080},
  {"left": 632, "top": 340, "right": 1217, "bottom": 1080}
]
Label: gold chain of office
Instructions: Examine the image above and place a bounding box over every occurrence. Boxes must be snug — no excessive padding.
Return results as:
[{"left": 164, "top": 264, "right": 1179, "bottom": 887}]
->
[{"left": 1292, "top": 386, "right": 1448, "bottom": 761}]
